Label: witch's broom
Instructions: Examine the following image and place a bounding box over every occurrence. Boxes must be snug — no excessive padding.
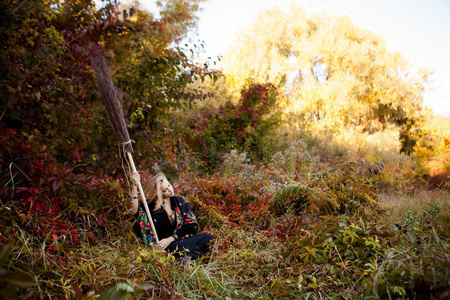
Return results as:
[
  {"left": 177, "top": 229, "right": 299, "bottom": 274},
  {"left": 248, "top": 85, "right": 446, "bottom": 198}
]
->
[{"left": 89, "top": 45, "right": 159, "bottom": 244}]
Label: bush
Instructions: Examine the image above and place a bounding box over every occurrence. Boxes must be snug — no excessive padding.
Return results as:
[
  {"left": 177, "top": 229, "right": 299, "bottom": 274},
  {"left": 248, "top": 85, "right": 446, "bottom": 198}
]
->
[
  {"left": 270, "top": 161, "right": 381, "bottom": 218},
  {"left": 186, "top": 83, "right": 281, "bottom": 172},
  {"left": 0, "top": 128, "right": 132, "bottom": 249}
]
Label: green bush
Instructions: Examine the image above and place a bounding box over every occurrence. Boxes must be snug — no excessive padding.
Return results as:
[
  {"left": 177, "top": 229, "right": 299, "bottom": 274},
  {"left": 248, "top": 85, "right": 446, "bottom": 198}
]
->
[
  {"left": 186, "top": 83, "right": 281, "bottom": 172},
  {"left": 270, "top": 161, "right": 381, "bottom": 218}
]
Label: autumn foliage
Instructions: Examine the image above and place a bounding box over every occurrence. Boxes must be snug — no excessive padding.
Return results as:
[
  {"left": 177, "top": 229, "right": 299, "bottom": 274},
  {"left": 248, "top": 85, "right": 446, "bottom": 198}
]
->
[{"left": 0, "top": 1, "right": 449, "bottom": 299}]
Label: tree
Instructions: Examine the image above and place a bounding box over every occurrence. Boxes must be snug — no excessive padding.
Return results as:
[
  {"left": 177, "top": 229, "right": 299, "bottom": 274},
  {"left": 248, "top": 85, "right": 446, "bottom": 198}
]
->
[
  {"left": 0, "top": 0, "right": 208, "bottom": 171},
  {"left": 222, "top": 5, "right": 431, "bottom": 135},
  {"left": 0, "top": 0, "right": 209, "bottom": 269}
]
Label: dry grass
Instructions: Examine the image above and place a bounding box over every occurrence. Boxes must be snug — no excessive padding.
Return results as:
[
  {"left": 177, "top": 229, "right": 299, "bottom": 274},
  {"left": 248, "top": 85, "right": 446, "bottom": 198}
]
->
[
  {"left": 3, "top": 122, "right": 450, "bottom": 299},
  {"left": 379, "top": 189, "right": 450, "bottom": 221}
]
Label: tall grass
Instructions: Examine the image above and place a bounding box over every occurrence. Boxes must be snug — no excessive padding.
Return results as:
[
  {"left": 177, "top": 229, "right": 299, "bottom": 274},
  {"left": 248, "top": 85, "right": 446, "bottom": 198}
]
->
[
  {"left": 379, "top": 190, "right": 450, "bottom": 221},
  {"left": 2, "top": 117, "right": 449, "bottom": 299}
]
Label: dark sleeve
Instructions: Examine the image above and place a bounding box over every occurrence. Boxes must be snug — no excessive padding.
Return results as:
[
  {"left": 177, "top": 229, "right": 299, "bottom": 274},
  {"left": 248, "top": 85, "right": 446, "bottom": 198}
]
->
[{"left": 173, "top": 196, "right": 199, "bottom": 239}]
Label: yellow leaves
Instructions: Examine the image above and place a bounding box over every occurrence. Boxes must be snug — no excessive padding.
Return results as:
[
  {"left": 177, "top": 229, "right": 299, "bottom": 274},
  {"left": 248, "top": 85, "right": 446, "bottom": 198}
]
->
[
  {"left": 17, "top": 209, "right": 30, "bottom": 224},
  {"left": 41, "top": 10, "right": 56, "bottom": 22},
  {"left": 271, "top": 278, "right": 281, "bottom": 295},
  {"left": 135, "top": 247, "right": 167, "bottom": 264},
  {"left": 340, "top": 227, "right": 359, "bottom": 244},
  {"left": 222, "top": 4, "right": 425, "bottom": 132},
  {"left": 307, "top": 276, "right": 319, "bottom": 289},
  {"left": 7, "top": 85, "right": 16, "bottom": 93},
  {"left": 363, "top": 236, "right": 381, "bottom": 250},
  {"left": 299, "top": 246, "right": 317, "bottom": 263},
  {"left": 27, "top": 38, "right": 35, "bottom": 47}
]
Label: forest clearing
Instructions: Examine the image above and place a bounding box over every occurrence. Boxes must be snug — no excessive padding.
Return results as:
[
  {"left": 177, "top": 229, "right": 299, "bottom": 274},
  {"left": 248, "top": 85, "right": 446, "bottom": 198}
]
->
[{"left": 1, "top": 0, "right": 449, "bottom": 299}]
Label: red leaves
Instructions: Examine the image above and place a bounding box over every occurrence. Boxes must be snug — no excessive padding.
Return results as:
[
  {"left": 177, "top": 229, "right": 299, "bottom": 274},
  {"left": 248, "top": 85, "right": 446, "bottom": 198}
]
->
[
  {"left": 52, "top": 180, "right": 61, "bottom": 192},
  {"left": 3, "top": 129, "right": 16, "bottom": 136},
  {"left": 16, "top": 187, "right": 29, "bottom": 194},
  {"left": 183, "top": 176, "right": 272, "bottom": 229},
  {"left": 1, "top": 128, "right": 82, "bottom": 248},
  {"left": 29, "top": 187, "right": 40, "bottom": 194},
  {"left": 33, "top": 159, "right": 43, "bottom": 170},
  {"left": 48, "top": 177, "right": 62, "bottom": 192},
  {"left": 34, "top": 214, "right": 81, "bottom": 252},
  {"left": 15, "top": 142, "right": 33, "bottom": 153},
  {"left": 98, "top": 213, "right": 104, "bottom": 226},
  {"left": 246, "top": 199, "right": 270, "bottom": 219}
]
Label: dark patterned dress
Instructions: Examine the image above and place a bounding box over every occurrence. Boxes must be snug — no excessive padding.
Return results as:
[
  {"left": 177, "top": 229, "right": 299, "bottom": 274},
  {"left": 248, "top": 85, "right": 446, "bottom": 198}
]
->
[{"left": 132, "top": 196, "right": 212, "bottom": 260}]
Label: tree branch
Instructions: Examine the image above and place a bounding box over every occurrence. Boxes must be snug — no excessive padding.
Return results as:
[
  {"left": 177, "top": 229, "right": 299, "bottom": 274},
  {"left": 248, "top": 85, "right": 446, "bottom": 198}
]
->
[{"left": 11, "top": 0, "right": 28, "bottom": 14}]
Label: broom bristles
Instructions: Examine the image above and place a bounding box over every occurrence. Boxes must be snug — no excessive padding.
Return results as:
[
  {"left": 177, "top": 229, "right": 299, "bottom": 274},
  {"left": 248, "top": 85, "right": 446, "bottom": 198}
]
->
[{"left": 89, "top": 46, "right": 133, "bottom": 153}]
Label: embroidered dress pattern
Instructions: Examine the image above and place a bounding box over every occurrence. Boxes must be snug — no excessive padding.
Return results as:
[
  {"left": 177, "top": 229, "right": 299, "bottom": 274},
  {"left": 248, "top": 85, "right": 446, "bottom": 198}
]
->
[
  {"left": 137, "top": 208, "right": 156, "bottom": 245},
  {"left": 136, "top": 196, "right": 199, "bottom": 246},
  {"left": 174, "top": 205, "right": 197, "bottom": 234}
]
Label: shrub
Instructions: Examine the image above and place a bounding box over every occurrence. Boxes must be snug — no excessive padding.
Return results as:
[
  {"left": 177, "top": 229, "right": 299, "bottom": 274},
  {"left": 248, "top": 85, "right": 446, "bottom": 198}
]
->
[
  {"left": 270, "top": 161, "right": 381, "bottom": 218},
  {"left": 380, "top": 155, "right": 420, "bottom": 192},
  {"left": 186, "top": 83, "right": 281, "bottom": 172},
  {"left": 0, "top": 128, "right": 132, "bottom": 248}
]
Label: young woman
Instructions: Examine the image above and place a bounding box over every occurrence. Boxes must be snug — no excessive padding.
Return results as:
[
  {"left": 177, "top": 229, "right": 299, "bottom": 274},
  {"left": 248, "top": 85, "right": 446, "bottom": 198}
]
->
[{"left": 130, "top": 171, "right": 212, "bottom": 261}]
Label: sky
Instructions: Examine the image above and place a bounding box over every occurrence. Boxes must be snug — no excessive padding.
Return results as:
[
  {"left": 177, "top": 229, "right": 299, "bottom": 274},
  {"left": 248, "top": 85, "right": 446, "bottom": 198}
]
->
[{"left": 144, "top": 0, "right": 450, "bottom": 116}]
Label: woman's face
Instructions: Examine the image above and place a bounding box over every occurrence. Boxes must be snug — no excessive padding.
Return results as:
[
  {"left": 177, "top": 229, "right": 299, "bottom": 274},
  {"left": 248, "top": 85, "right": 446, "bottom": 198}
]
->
[{"left": 160, "top": 179, "right": 174, "bottom": 199}]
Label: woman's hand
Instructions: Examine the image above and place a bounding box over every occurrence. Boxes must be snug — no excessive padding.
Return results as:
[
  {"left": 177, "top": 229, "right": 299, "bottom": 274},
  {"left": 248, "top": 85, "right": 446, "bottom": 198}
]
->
[
  {"left": 131, "top": 171, "right": 140, "bottom": 186},
  {"left": 158, "top": 237, "right": 175, "bottom": 250}
]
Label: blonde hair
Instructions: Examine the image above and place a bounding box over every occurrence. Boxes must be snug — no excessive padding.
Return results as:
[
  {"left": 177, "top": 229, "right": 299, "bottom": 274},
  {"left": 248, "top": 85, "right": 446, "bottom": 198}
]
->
[{"left": 141, "top": 172, "right": 167, "bottom": 212}]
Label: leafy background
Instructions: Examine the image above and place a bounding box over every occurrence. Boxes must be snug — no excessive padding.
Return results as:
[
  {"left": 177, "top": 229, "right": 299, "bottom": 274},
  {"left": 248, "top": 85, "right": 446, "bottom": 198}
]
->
[{"left": 0, "top": 0, "right": 449, "bottom": 299}]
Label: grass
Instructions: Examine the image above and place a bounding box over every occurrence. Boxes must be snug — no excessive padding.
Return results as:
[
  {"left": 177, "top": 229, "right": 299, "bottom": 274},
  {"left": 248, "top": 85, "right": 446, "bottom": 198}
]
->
[
  {"left": 6, "top": 186, "right": 449, "bottom": 299},
  {"left": 379, "top": 189, "right": 450, "bottom": 221},
  {"left": 2, "top": 131, "right": 450, "bottom": 299}
]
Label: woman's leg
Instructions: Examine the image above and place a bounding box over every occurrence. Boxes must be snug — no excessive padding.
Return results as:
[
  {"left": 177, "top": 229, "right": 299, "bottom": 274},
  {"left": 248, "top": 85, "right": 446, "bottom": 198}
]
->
[{"left": 167, "top": 234, "right": 213, "bottom": 260}]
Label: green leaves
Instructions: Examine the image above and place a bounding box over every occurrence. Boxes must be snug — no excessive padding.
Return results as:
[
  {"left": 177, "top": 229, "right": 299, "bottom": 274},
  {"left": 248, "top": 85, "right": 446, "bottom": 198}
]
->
[
  {"left": 0, "top": 273, "right": 35, "bottom": 288},
  {"left": 0, "top": 244, "right": 10, "bottom": 269},
  {"left": 0, "top": 244, "right": 35, "bottom": 300},
  {"left": 186, "top": 83, "right": 280, "bottom": 172},
  {"left": 269, "top": 183, "right": 309, "bottom": 213},
  {"left": 99, "top": 282, "right": 136, "bottom": 300},
  {"left": 270, "top": 161, "right": 380, "bottom": 217}
]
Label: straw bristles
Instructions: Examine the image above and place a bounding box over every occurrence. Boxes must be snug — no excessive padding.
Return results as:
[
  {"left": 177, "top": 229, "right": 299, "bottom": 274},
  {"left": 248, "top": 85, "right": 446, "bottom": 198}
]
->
[{"left": 89, "top": 45, "right": 133, "bottom": 153}]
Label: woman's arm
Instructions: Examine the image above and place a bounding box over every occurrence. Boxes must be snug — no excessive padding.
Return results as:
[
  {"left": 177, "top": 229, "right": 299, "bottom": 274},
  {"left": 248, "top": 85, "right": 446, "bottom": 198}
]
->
[{"left": 130, "top": 171, "right": 140, "bottom": 214}]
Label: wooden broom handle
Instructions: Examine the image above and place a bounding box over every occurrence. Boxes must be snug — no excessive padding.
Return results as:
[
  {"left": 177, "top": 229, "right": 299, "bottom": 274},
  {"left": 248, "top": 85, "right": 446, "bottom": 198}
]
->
[{"left": 126, "top": 152, "right": 160, "bottom": 244}]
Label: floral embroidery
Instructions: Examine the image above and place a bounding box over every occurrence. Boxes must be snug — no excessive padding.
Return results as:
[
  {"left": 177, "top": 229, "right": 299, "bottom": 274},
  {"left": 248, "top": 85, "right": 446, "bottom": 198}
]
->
[
  {"left": 137, "top": 209, "right": 156, "bottom": 246},
  {"left": 137, "top": 196, "right": 199, "bottom": 246}
]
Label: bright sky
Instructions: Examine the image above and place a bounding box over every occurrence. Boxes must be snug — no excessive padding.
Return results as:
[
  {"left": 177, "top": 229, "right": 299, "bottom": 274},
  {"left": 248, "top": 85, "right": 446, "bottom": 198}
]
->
[{"left": 144, "top": 0, "right": 450, "bottom": 116}]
